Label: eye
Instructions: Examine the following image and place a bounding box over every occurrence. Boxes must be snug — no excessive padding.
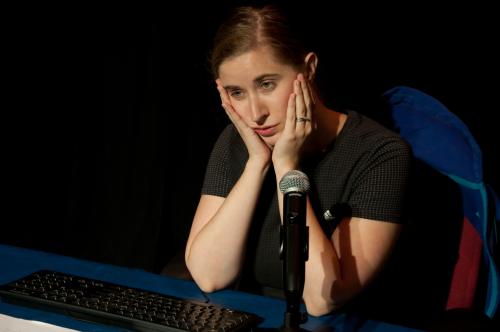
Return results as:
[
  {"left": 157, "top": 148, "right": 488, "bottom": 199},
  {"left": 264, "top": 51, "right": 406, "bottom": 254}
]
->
[
  {"left": 229, "top": 89, "right": 244, "bottom": 99},
  {"left": 260, "top": 80, "right": 276, "bottom": 90}
]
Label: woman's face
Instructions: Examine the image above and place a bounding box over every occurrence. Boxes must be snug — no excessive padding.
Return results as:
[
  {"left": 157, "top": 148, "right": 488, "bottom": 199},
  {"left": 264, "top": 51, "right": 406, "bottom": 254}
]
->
[{"left": 218, "top": 46, "right": 299, "bottom": 147}]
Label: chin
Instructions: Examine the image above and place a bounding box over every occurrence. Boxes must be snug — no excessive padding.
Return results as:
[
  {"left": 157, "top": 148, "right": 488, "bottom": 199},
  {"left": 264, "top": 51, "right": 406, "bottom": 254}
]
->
[
  {"left": 263, "top": 138, "right": 276, "bottom": 149},
  {"left": 263, "top": 133, "right": 280, "bottom": 149}
]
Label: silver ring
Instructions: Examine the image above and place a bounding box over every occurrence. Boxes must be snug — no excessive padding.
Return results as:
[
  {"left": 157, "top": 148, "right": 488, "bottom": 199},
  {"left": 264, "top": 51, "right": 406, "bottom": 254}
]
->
[{"left": 296, "top": 117, "right": 311, "bottom": 123}]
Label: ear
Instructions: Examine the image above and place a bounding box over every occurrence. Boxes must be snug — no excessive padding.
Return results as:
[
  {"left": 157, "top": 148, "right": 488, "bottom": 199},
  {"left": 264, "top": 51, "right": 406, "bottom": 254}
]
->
[{"left": 304, "top": 52, "right": 318, "bottom": 81}]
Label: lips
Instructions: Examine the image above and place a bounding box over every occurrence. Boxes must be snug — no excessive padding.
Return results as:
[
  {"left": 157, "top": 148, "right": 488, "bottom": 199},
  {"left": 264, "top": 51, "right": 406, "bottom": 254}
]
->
[{"left": 254, "top": 124, "right": 278, "bottom": 137}]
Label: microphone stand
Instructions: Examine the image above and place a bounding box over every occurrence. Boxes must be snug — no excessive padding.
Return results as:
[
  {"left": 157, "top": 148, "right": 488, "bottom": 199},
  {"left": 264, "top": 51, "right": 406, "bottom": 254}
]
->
[{"left": 279, "top": 191, "right": 309, "bottom": 332}]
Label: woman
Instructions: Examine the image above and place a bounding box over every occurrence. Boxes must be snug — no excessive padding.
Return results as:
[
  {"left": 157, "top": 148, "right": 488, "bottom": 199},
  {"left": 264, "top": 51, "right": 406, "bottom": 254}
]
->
[{"left": 185, "top": 5, "right": 411, "bottom": 317}]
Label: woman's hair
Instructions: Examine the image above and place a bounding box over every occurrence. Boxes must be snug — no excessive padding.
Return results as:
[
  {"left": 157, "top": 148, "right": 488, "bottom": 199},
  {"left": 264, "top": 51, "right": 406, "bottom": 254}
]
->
[{"left": 210, "top": 5, "right": 309, "bottom": 78}]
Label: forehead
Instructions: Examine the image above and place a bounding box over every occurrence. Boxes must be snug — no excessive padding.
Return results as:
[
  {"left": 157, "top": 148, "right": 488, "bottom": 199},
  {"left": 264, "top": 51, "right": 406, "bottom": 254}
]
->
[{"left": 218, "top": 46, "right": 297, "bottom": 84}]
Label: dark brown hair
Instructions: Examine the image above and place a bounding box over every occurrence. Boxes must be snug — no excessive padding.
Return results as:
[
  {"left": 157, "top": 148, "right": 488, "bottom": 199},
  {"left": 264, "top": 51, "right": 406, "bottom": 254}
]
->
[{"left": 210, "top": 5, "right": 309, "bottom": 78}]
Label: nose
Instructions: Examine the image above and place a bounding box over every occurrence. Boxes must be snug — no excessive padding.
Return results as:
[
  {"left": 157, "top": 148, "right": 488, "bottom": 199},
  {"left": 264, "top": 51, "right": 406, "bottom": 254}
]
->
[{"left": 248, "top": 95, "right": 269, "bottom": 125}]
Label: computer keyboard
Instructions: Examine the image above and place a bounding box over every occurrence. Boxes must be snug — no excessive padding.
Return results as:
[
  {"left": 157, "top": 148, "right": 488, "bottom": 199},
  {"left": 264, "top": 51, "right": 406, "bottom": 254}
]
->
[{"left": 0, "top": 270, "right": 262, "bottom": 332}]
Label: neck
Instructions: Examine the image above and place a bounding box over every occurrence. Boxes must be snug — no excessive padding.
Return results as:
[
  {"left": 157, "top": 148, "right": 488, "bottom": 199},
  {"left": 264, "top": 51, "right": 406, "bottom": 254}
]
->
[{"left": 305, "top": 101, "right": 346, "bottom": 155}]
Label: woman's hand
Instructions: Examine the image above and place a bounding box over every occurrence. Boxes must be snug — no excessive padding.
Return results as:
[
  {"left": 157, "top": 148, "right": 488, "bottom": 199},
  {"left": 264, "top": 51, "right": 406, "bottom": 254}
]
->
[
  {"left": 272, "top": 73, "right": 316, "bottom": 176},
  {"left": 216, "top": 80, "right": 272, "bottom": 168}
]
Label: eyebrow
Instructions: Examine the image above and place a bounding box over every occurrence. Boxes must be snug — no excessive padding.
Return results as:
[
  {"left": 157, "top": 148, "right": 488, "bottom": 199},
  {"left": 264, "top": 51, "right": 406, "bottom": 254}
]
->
[{"left": 223, "top": 73, "right": 282, "bottom": 90}]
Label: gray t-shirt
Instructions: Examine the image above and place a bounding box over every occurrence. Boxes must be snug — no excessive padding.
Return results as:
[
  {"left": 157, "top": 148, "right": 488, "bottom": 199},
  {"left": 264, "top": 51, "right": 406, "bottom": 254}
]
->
[{"left": 201, "top": 110, "right": 412, "bottom": 291}]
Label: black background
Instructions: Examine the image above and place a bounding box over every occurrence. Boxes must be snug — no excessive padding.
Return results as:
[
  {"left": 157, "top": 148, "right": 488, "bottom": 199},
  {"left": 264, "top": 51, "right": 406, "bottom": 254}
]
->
[{"left": 3, "top": 1, "right": 498, "bottom": 273}]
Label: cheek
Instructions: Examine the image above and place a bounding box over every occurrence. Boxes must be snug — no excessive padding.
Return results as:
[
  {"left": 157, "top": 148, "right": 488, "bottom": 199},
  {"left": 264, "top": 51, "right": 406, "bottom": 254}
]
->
[
  {"left": 230, "top": 101, "right": 252, "bottom": 122},
  {"left": 272, "top": 87, "right": 293, "bottom": 116},
  {"left": 230, "top": 101, "right": 244, "bottom": 115}
]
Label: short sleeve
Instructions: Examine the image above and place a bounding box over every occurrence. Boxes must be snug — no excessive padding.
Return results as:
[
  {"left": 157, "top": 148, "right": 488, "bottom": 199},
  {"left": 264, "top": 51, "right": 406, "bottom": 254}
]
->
[
  {"left": 201, "top": 125, "right": 247, "bottom": 197},
  {"left": 348, "top": 137, "right": 412, "bottom": 223}
]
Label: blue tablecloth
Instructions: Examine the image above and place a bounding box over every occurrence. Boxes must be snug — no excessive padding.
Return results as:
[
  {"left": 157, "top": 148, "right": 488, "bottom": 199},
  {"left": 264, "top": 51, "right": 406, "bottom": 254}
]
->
[{"left": 0, "top": 244, "right": 423, "bottom": 331}]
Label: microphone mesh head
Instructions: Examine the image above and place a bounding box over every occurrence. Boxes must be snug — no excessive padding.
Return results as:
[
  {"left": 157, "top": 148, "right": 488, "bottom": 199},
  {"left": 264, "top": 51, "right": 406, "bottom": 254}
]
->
[{"left": 279, "top": 170, "right": 310, "bottom": 194}]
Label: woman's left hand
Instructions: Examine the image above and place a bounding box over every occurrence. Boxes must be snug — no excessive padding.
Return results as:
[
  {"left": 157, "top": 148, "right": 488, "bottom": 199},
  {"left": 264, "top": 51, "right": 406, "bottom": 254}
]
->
[{"left": 272, "top": 73, "right": 316, "bottom": 176}]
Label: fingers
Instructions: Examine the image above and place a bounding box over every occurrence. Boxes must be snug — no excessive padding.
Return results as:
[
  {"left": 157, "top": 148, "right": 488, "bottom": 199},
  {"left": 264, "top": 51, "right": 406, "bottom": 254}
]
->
[
  {"left": 215, "top": 79, "right": 231, "bottom": 106},
  {"left": 216, "top": 80, "right": 257, "bottom": 144},
  {"left": 283, "top": 92, "right": 296, "bottom": 136},
  {"left": 221, "top": 101, "right": 248, "bottom": 137},
  {"left": 294, "top": 77, "right": 307, "bottom": 121},
  {"left": 292, "top": 74, "right": 314, "bottom": 134},
  {"left": 215, "top": 79, "right": 235, "bottom": 119},
  {"left": 299, "top": 74, "right": 314, "bottom": 121},
  {"left": 216, "top": 80, "right": 243, "bottom": 128}
]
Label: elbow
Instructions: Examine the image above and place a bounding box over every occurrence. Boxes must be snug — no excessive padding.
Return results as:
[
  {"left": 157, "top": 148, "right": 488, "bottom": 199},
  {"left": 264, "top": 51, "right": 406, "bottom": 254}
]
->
[
  {"left": 304, "top": 294, "right": 346, "bottom": 317},
  {"left": 185, "top": 260, "right": 226, "bottom": 293},
  {"left": 303, "top": 278, "right": 357, "bottom": 316},
  {"left": 194, "top": 279, "right": 220, "bottom": 293},
  {"left": 188, "top": 270, "right": 224, "bottom": 293},
  {"left": 304, "top": 299, "right": 336, "bottom": 317}
]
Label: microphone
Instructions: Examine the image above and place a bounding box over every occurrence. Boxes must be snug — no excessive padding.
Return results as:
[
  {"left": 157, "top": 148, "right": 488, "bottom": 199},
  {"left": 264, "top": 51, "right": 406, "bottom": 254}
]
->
[{"left": 279, "top": 170, "right": 310, "bottom": 326}]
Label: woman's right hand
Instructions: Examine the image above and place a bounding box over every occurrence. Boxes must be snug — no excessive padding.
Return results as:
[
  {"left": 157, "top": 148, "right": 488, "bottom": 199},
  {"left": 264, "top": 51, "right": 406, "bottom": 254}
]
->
[{"left": 216, "top": 80, "right": 272, "bottom": 168}]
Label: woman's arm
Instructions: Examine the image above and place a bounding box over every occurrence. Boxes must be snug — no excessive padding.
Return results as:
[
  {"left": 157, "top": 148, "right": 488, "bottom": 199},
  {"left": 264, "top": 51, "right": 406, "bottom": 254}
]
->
[
  {"left": 272, "top": 74, "right": 406, "bottom": 316},
  {"left": 185, "top": 159, "right": 269, "bottom": 292},
  {"left": 185, "top": 80, "right": 272, "bottom": 292},
  {"left": 301, "top": 207, "right": 402, "bottom": 316},
  {"left": 275, "top": 174, "right": 401, "bottom": 316}
]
